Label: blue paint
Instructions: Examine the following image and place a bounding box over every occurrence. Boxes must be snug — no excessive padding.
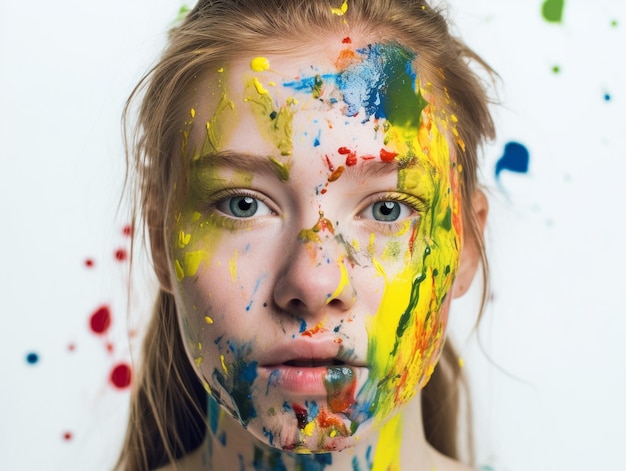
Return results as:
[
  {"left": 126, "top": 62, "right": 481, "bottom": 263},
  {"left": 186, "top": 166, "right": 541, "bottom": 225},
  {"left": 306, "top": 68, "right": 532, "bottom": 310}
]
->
[
  {"left": 604, "top": 93, "right": 611, "bottom": 101},
  {"left": 267, "top": 369, "right": 280, "bottom": 394},
  {"left": 283, "top": 73, "right": 338, "bottom": 92},
  {"left": 26, "top": 352, "right": 39, "bottom": 364},
  {"left": 352, "top": 456, "right": 361, "bottom": 471},
  {"left": 263, "top": 426, "right": 275, "bottom": 446},
  {"left": 313, "top": 130, "right": 321, "bottom": 147},
  {"left": 246, "top": 274, "right": 267, "bottom": 311},
  {"left": 208, "top": 395, "right": 220, "bottom": 434},
  {"left": 307, "top": 400, "right": 319, "bottom": 420},
  {"left": 282, "top": 401, "right": 292, "bottom": 412},
  {"left": 295, "top": 454, "right": 332, "bottom": 470},
  {"left": 366, "top": 445, "right": 373, "bottom": 467},
  {"left": 218, "top": 431, "right": 227, "bottom": 446},
  {"left": 495, "top": 141, "right": 530, "bottom": 179},
  {"left": 298, "top": 318, "right": 307, "bottom": 333}
]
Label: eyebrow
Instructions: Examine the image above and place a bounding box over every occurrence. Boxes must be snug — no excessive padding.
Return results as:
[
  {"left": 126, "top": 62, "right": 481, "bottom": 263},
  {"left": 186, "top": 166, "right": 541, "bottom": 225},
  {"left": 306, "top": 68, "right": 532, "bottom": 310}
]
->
[{"left": 192, "top": 150, "right": 405, "bottom": 182}]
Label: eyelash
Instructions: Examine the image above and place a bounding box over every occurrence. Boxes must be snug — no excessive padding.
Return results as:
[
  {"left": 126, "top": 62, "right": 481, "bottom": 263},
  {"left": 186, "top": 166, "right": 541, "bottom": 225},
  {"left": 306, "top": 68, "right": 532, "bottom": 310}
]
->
[{"left": 362, "top": 193, "right": 426, "bottom": 233}]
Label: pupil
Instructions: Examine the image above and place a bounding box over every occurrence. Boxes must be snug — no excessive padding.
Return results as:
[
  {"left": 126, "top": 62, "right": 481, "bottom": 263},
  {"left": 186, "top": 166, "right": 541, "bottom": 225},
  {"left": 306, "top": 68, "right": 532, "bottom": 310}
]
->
[
  {"left": 381, "top": 202, "right": 395, "bottom": 216},
  {"left": 238, "top": 197, "right": 254, "bottom": 211}
]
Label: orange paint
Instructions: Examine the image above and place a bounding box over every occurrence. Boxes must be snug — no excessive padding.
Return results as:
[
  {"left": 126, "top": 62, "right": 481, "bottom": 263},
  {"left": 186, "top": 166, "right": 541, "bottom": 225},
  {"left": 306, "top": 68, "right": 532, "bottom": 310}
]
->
[
  {"left": 379, "top": 148, "right": 398, "bottom": 162},
  {"left": 328, "top": 166, "right": 345, "bottom": 182}
]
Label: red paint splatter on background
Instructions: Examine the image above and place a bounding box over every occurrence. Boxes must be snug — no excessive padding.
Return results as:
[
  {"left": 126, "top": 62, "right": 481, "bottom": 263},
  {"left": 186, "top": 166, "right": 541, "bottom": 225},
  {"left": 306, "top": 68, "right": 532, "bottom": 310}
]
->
[
  {"left": 380, "top": 148, "right": 398, "bottom": 162},
  {"left": 84, "top": 258, "right": 95, "bottom": 268},
  {"left": 114, "top": 248, "right": 128, "bottom": 262},
  {"left": 67, "top": 343, "right": 76, "bottom": 352},
  {"left": 110, "top": 363, "right": 132, "bottom": 389},
  {"left": 63, "top": 431, "right": 73, "bottom": 441},
  {"left": 89, "top": 305, "right": 111, "bottom": 335},
  {"left": 361, "top": 154, "right": 375, "bottom": 161},
  {"left": 342, "top": 37, "right": 352, "bottom": 44},
  {"left": 337, "top": 146, "right": 351, "bottom": 155},
  {"left": 106, "top": 342, "right": 114, "bottom": 353},
  {"left": 320, "top": 188, "right": 328, "bottom": 195},
  {"left": 122, "top": 224, "right": 132, "bottom": 237}
]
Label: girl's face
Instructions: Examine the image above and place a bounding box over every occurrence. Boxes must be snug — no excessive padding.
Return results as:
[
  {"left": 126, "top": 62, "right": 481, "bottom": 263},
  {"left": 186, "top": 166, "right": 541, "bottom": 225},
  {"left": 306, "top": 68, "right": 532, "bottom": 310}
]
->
[{"left": 166, "top": 41, "right": 476, "bottom": 453}]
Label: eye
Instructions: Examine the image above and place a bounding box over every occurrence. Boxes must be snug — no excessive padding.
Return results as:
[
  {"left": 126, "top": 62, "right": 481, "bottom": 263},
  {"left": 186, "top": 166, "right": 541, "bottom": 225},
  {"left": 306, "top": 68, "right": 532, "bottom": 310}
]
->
[
  {"left": 216, "top": 194, "right": 273, "bottom": 218},
  {"left": 367, "top": 200, "right": 414, "bottom": 222}
]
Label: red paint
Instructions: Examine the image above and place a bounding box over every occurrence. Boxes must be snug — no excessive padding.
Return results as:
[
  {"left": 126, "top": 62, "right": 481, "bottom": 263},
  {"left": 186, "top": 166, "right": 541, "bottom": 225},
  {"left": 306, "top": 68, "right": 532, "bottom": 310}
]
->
[
  {"left": 316, "top": 409, "right": 349, "bottom": 435},
  {"left": 301, "top": 323, "right": 327, "bottom": 337},
  {"left": 342, "top": 37, "right": 352, "bottom": 44},
  {"left": 337, "top": 146, "right": 351, "bottom": 155},
  {"left": 345, "top": 153, "right": 357, "bottom": 166},
  {"left": 361, "top": 154, "right": 376, "bottom": 160},
  {"left": 67, "top": 343, "right": 76, "bottom": 352},
  {"left": 89, "top": 306, "right": 111, "bottom": 335},
  {"left": 63, "top": 431, "right": 73, "bottom": 441},
  {"left": 106, "top": 342, "right": 114, "bottom": 353},
  {"left": 114, "top": 248, "right": 128, "bottom": 262},
  {"left": 122, "top": 224, "right": 132, "bottom": 237},
  {"left": 324, "top": 155, "right": 335, "bottom": 172},
  {"left": 327, "top": 377, "right": 356, "bottom": 414},
  {"left": 320, "top": 188, "right": 327, "bottom": 195},
  {"left": 84, "top": 258, "right": 94, "bottom": 268},
  {"left": 328, "top": 166, "right": 345, "bottom": 182},
  {"left": 292, "top": 403, "right": 308, "bottom": 429},
  {"left": 110, "top": 363, "right": 132, "bottom": 389},
  {"left": 380, "top": 148, "right": 398, "bottom": 162}
]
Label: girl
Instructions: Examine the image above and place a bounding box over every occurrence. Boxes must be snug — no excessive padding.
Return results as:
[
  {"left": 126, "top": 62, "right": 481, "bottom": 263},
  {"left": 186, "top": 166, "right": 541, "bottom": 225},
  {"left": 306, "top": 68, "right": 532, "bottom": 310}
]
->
[{"left": 118, "top": 0, "right": 493, "bottom": 469}]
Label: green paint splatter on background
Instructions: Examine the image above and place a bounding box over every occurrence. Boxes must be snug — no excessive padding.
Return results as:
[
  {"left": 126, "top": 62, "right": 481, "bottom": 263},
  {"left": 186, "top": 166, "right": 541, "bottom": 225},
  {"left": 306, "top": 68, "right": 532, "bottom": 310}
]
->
[
  {"left": 552, "top": 65, "right": 561, "bottom": 74},
  {"left": 542, "top": 0, "right": 565, "bottom": 23}
]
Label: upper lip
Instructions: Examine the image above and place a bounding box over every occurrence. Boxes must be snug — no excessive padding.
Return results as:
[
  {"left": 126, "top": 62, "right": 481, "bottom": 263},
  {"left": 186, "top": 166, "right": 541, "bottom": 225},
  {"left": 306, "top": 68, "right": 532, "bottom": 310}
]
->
[{"left": 257, "top": 336, "right": 366, "bottom": 368}]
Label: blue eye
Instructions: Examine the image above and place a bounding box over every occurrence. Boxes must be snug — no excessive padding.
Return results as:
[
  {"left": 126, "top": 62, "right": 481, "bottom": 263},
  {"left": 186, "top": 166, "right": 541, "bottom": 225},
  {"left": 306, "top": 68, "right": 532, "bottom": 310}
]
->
[
  {"left": 217, "top": 195, "right": 272, "bottom": 218},
  {"left": 372, "top": 201, "right": 401, "bottom": 221}
]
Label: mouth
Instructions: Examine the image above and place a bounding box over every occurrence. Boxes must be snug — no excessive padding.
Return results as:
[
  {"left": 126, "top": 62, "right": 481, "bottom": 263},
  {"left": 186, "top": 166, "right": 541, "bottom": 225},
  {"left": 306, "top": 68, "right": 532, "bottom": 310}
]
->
[{"left": 283, "top": 359, "right": 346, "bottom": 368}]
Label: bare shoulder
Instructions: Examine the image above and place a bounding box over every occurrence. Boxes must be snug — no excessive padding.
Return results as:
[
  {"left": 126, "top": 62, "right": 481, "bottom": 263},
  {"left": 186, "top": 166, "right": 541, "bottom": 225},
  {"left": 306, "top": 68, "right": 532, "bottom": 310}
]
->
[{"left": 431, "top": 448, "right": 476, "bottom": 471}]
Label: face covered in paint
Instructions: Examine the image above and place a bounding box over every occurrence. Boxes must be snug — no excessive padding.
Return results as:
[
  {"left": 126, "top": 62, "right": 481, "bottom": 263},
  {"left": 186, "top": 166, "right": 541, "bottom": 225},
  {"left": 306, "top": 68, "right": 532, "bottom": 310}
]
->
[{"left": 165, "top": 40, "right": 474, "bottom": 453}]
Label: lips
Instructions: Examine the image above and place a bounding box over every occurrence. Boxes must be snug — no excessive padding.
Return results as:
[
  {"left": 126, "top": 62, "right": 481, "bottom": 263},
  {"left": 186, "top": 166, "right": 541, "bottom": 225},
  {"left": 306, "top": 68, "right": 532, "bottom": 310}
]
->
[{"left": 283, "top": 358, "right": 346, "bottom": 367}]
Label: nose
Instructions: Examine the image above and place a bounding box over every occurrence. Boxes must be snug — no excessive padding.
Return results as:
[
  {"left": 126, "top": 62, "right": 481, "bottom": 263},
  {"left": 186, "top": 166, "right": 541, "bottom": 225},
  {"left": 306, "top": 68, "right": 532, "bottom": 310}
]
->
[{"left": 273, "top": 237, "right": 356, "bottom": 319}]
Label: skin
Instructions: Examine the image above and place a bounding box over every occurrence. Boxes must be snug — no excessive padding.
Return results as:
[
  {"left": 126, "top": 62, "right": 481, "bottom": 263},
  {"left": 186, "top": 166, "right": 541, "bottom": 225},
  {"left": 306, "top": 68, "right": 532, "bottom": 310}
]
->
[{"left": 155, "top": 37, "right": 485, "bottom": 471}]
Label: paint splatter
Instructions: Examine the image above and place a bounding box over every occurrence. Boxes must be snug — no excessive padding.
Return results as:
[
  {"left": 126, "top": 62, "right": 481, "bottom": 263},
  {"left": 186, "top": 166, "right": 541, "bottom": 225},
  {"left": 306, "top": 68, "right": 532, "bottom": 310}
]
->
[
  {"left": 542, "top": 0, "right": 565, "bottom": 23},
  {"left": 552, "top": 65, "right": 560, "bottom": 74},
  {"left": 26, "top": 352, "right": 39, "bottom": 364},
  {"left": 62, "top": 431, "right": 73, "bottom": 441},
  {"left": 89, "top": 305, "right": 112, "bottom": 334},
  {"left": 122, "top": 224, "right": 133, "bottom": 237},
  {"left": 110, "top": 363, "right": 132, "bottom": 389},
  {"left": 495, "top": 141, "right": 530, "bottom": 179},
  {"left": 84, "top": 258, "right": 95, "bottom": 268},
  {"left": 114, "top": 248, "right": 128, "bottom": 262},
  {"left": 604, "top": 93, "right": 612, "bottom": 102}
]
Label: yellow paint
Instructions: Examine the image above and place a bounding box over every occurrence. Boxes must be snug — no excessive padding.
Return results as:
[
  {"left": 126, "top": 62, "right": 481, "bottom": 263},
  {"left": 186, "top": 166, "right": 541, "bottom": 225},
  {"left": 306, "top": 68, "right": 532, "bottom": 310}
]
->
[
  {"left": 205, "top": 316, "right": 214, "bottom": 324},
  {"left": 331, "top": 0, "right": 348, "bottom": 16},
  {"left": 198, "top": 92, "right": 235, "bottom": 158},
  {"left": 268, "top": 81, "right": 276, "bottom": 87},
  {"left": 195, "top": 356, "right": 202, "bottom": 367},
  {"left": 352, "top": 239, "right": 360, "bottom": 251},
  {"left": 458, "top": 357, "right": 465, "bottom": 368},
  {"left": 198, "top": 342, "right": 202, "bottom": 351},
  {"left": 250, "top": 56, "right": 270, "bottom": 72},
  {"left": 202, "top": 380, "right": 212, "bottom": 393},
  {"left": 253, "top": 77, "right": 269, "bottom": 95},
  {"left": 178, "top": 230, "right": 191, "bottom": 248},
  {"left": 303, "top": 421, "right": 316, "bottom": 436},
  {"left": 367, "top": 233, "right": 376, "bottom": 256},
  {"left": 327, "top": 256, "right": 349, "bottom": 304},
  {"left": 217, "top": 67, "right": 224, "bottom": 73},
  {"left": 329, "top": 429, "right": 337, "bottom": 438},
  {"left": 174, "top": 260, "right": 184, "bottom": 281},
  {"left": 192, "top": 211, "right": 201, "bottom": 222},
  {"left": 190, "top": 108, "right": 196, "bottom": 118},
  {"left": 220, "top": 354, "right": 228, "bottom": 374},
  {"left": 286, "top": 97, "right": 299, "bottom": 106},
  {"left": 371, "top": 413, "right": 402, "bottom": 471},
  {"left": 229, "top": 250, "right": 238, "bottom": 281}
]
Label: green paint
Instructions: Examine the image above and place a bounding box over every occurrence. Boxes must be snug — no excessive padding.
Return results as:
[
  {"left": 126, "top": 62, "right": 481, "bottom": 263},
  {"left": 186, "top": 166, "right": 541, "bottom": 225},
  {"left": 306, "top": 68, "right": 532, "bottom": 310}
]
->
[
  {"left": 199, "top": 92, "right": 235, "bottom": 157},
  {"left": 542, "top": 0, "right": 565, "bottom": 23},
  {"left": 552, "top": 65, "right": 561, "bottom": 74},
  {"left": 312, "top": 74, "right": 324, "bottom": 99},
  {"left": 391, "top": 272, "right": 425, "bottom": 356}
]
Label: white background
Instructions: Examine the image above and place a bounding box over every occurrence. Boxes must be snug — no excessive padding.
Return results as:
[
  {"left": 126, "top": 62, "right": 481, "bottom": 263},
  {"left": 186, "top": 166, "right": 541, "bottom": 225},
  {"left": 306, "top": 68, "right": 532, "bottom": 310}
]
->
[{"left": 1, "top": 1, "right": 624, "bottom": 470}]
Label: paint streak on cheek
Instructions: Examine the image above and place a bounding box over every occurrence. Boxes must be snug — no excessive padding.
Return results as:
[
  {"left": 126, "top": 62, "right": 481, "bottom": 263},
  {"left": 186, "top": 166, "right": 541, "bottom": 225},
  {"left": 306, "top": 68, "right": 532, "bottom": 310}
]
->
[{"left": 362, "top": 117, "right": 462, "bottom": 425}]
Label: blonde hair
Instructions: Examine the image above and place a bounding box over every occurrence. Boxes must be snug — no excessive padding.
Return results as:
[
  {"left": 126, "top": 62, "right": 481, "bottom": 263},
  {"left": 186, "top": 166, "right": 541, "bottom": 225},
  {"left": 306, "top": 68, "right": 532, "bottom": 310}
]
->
[{"left": 119, "top": 1, "right": 495, "bottom": 469}]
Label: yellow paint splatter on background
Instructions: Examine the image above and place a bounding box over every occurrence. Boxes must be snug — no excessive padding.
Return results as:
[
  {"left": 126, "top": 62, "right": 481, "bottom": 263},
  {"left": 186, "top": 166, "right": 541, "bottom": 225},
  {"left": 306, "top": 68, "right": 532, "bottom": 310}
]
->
[
  {"left": 253, "top": 77, "right": 269, "bottom": 95},
  {"left": 205, "top": 316, "right": 214, "bottom": 324},
  {"left": 220, "top": 355, "right": 228, "bottom": 374}
]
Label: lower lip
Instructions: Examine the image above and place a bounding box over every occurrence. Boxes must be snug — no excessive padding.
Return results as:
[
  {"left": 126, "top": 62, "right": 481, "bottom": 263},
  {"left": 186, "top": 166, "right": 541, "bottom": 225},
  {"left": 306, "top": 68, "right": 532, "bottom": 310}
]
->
[{"left": 258, "top": 365, "right": 356, "bottom": 395}]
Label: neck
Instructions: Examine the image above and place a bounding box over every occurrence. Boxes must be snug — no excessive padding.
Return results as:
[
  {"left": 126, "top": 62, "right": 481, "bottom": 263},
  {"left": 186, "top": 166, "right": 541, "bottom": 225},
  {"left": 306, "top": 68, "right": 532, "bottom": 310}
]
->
[{"left": 199, "top": 394, "right": 435, "bottom": 471}]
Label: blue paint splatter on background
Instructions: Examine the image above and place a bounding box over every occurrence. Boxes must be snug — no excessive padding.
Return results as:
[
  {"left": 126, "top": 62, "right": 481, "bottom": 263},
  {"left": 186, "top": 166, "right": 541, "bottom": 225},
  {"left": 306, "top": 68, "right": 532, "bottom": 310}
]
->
[
  {"left": 26, "top": 352, "right": 39, "bottom": 364},
  {"left": 604, "top": 93, "right": 612, "bottom": 102},
  {"left": 495, "top": 141, "right": 530, "bottom": 180}
]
